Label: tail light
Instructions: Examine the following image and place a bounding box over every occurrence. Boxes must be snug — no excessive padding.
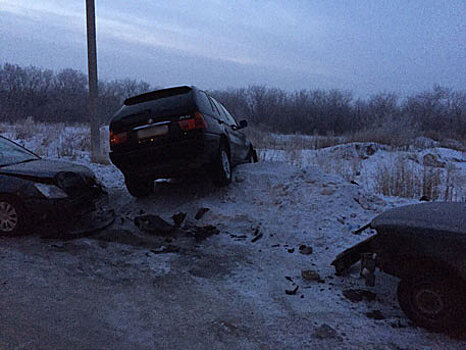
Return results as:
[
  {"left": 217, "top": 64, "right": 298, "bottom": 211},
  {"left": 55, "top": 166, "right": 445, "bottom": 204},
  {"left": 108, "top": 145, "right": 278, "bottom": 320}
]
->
[
  {"left": 110, "top": 130, "right": 128, "bottom": 146},
  {"left": 178, "top": 112, "right": 207, "bottom": 131}
]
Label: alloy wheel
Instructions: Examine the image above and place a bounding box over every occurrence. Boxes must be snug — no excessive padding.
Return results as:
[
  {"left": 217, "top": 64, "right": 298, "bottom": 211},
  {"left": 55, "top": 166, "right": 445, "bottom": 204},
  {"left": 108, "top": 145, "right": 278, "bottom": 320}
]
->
[{"left": 0, "top": 201, "right": 18, "bottom": 233}]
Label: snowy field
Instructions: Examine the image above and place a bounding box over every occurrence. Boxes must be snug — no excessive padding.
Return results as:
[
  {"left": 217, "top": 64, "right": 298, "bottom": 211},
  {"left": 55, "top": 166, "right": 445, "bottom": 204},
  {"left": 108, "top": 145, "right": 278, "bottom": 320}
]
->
[{"left": 0, "top": 123, "right": 465, "bottom": 349}]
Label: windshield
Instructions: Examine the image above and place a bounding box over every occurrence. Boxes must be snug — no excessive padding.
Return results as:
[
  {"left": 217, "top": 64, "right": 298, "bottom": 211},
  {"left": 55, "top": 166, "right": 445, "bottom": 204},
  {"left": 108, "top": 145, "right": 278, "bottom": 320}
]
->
[{"left": 0, "top": 137, "right": 40, "bottom": 167}]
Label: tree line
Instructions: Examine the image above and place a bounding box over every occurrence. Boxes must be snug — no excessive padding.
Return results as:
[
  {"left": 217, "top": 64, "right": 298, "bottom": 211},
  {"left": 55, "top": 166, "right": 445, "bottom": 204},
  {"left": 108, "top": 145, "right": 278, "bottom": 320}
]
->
[{"left": 1, "top": 63, "right": 465, "bottom": 141}]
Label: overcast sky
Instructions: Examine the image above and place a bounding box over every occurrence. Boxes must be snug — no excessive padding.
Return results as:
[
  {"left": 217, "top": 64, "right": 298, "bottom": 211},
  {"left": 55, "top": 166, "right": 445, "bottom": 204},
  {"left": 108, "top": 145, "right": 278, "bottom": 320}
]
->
[{"left": 1, "top": 0, "right": 465, "bottom": 96}]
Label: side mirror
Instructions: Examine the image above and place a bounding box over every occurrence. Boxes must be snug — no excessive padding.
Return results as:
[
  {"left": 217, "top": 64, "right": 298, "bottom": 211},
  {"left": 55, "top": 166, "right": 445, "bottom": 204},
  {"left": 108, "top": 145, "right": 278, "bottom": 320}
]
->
[{"left": 238, "top": 120, "right": 248, "bottom": 129}]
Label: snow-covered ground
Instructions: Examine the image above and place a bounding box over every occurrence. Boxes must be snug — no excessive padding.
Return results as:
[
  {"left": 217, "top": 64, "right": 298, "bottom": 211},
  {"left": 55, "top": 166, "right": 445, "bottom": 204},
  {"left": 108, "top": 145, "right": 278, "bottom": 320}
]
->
[
  {"left": 0, "top": 124, "right": 465, "bottom": 349},
  {"left": 260, "top": 143, "right": 466, "bottom": 202}
]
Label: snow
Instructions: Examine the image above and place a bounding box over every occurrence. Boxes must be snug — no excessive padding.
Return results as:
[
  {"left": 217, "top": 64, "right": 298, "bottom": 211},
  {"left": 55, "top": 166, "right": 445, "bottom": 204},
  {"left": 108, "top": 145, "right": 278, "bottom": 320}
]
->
[
  {"left": 260, "top": 142, "right": 466, "bottom": 201},
  {"left": 0, "top": 126, "right": 465, "bottom": 349}
]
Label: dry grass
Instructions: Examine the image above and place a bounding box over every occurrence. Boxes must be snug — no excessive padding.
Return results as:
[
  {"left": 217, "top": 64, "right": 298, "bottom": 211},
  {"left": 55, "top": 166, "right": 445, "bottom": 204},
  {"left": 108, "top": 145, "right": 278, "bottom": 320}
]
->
[
  {"left": 0, "top": 120, "right": 90, "bottom": 159},
  {"left": 245, "top": 127, "right": 346, "bottom": 151},
  {"left": 372, "top": 155, "right": 463, "bottom": 200}
]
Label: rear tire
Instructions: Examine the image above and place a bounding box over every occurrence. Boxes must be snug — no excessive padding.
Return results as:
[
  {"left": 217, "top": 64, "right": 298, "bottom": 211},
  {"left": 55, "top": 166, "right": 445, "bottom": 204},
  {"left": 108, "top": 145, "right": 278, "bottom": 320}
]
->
[
  {"left": 125, "top": 176, "right": 153, "bottom": 197},
  {"left": 210, "top": 143, "right": 232, "bottom": 186},
  {"left": 0, "top": 195, "right": 26, "bottom": 235},
  {"left": 397, "top": 274, "right": 466, "bottom": 333}
]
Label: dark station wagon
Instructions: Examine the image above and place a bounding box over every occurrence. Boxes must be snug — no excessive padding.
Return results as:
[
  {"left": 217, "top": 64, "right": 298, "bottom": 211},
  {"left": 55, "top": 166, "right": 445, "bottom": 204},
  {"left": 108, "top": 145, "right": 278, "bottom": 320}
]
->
[{"left": 109, "top": 86, "right": 257, "bottom": 197}]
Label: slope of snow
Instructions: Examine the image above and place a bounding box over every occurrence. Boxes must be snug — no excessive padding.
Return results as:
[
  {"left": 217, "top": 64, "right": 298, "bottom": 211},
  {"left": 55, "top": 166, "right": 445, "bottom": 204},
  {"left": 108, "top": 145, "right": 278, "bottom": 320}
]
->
[
  {"left": 1, "top": 124, "right": 464, "bottom": 348},
  {"left": 1, "top": 157, "right": 463, "bottom": 349}
]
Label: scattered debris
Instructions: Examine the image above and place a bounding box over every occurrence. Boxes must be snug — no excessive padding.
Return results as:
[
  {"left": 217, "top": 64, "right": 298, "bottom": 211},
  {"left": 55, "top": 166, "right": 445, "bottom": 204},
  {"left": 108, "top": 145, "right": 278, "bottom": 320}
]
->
[
  {"left": 172, "top": 212, "right": 187, "bottom": 227},
  {"left": 299, "top": 245, "right": 313, "bottom": 255},
  {"left": 313, "top": 324, "right": 339, "bottom": 340},
  {"left": 301, "top": 269, "right": 324, "bottom": 283},
  {"left": 321, "top": 187, "right": 336, "bottom": 196},
  {"left": 366, "top": 310, "right": 385, "bottom": 320},
  {"left": 285, "top": 276, "right": 293, "bottom": 282},
  {"left": 185, "top": 225, "right": 220, "bottom": 241},
  {"left": 288, "top": 248, "right": 295, "bottom": 253},
  {"left": 352, "top": 223, "right": 371, "bottom": 235},
  {"left": 195, "top": 208, "right": 210, "bottom": 220},
  {"left": 150, "top": 245, "right": 180, "bottom": 254},
  {"left": 285, "top": 285, "right": 299, "bottom": 295},
  {"left": 134, "top": 215, "right": 174, "bottom": 235},
  {"left": 350, "top": 180, "right": 360, "bottom": 186},
  {"left": 251, "top": 233, "right": 263, "bottom": 243},
  {"left": 337, "top": 217, "right": 345, "bottom": 225},
  {"left": 342, "top": 289, "right": 376, "bottom": 303},
  {"left": 234, "top": 175, "right": 246, "bottom": 183},
  {"left": 230, "top": 234, "right": 247, "bottom": 240}
]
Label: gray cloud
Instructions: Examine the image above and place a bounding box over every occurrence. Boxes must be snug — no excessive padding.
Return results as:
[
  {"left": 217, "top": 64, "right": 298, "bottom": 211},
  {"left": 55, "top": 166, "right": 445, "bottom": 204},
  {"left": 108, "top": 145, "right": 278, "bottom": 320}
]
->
[{"left": 1, "top": 0, "right": 465, "bottom": 95}]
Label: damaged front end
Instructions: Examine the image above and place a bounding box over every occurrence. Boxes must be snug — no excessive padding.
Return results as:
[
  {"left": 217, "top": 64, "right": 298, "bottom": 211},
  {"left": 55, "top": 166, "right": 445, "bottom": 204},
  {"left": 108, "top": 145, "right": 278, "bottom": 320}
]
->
[
  {"left": 23, "top": 171, "right": 114, "bottom": 237},
  {"left": 331, "top": 233, "right": 380, "bottom": 286}
]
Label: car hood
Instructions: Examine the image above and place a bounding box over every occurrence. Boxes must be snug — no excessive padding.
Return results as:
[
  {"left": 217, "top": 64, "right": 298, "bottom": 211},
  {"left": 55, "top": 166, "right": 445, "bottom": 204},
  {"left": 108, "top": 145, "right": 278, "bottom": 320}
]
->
[
  {"left": 0, "top": 159, "right": 95, "bottom": 182},
  {"left": 371, "top": 202, "right": 466, "bottom": 236}
]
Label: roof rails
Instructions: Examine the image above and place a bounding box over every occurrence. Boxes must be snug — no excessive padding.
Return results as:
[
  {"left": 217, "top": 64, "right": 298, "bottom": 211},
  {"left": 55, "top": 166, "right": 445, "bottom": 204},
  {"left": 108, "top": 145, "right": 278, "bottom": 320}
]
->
[{"left": 124, "top": 86, "right": 193, "bottom": 106}]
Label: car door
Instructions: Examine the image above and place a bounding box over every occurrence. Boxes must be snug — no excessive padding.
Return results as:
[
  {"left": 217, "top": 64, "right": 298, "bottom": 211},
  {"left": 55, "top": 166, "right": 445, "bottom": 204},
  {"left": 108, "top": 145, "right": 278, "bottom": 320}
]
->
[{"left": 215, "top": 100, "right": 250, "bottom": 165}]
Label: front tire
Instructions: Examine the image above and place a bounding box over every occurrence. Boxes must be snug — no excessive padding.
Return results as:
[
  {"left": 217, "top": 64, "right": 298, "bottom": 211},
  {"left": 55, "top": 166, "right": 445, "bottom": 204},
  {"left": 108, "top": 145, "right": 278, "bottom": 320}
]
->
[
  {"left": 397, "top": 274, "right": 466, "bottom": 333},
  {"left": 210, "top": 143, "right": 232, "bottom": 186},
  {"left": 0, "top": 195, "right": 26, "bottom": 235},
  {"left": 125, "top": 176, "right": 154, "bottom": 197}
]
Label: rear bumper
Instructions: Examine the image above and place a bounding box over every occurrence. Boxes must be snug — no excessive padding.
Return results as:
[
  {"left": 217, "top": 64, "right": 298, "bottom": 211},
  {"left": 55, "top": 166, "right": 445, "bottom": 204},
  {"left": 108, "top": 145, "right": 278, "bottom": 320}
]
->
[{"left": 109, "top": 133, "right": 220, "bottom": 178}]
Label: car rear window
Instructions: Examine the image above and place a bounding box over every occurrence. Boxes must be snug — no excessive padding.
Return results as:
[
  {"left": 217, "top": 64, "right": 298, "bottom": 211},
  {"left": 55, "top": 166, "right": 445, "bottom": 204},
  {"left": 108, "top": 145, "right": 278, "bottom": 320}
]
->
[
  {"left": 112, "top": 87, "right": 196, "bottom": 125},
  {"left": 124, "top": 86, "right": 192, "bottom": 106}
]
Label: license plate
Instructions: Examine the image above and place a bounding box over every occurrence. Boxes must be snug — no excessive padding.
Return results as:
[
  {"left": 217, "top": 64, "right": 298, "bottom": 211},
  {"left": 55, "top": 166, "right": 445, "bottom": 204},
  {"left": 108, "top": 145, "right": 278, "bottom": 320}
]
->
[{"left": 137, "top": 125, "right": 169, "bottom": 139}]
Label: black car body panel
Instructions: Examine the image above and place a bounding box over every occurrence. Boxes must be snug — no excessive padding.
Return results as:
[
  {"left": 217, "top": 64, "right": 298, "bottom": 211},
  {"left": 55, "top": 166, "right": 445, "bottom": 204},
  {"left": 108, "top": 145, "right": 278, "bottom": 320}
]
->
[
  {"left": 332, "top": 202, "right": 466, "bottom": 280},
  {"left": 109, "top": 85, "right": 253, "bottom": 181},
  {"left": 370, "top": 202, "right": 466, "bottom": 279},
  {"left": 0, "top": 139, "right": 105, "bottom": 230},
  {"left": 331, "top": 202, "right": 466, "bottom": 332}
]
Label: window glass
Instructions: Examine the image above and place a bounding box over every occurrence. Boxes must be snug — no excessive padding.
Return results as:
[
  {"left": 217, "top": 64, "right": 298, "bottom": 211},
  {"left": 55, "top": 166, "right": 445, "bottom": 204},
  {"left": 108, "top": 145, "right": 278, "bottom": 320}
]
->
[
  {"left": 0, "top": 137, "right": 39, "bottom": 167},
  {"left": 197, "top": 91, "right": 214, "bottom": 114},
  {"left": 209, "top": 97, "right": 226, "bottom": 121},
  {"left": 219, "top": 104, "right": 237, "bottom": 126}
]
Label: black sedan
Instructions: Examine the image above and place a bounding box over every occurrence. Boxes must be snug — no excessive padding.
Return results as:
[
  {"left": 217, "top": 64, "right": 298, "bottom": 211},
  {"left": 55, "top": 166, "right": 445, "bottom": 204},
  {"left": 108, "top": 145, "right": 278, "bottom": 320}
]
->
[{"left": 0, "top": 136, "right": 105, "bottom": 235}]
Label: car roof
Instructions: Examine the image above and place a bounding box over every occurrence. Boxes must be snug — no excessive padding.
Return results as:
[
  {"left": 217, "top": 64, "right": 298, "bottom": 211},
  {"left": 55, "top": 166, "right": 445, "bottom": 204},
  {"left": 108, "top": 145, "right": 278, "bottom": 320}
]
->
[
  {"left": 110, "top": 85, "right": 199, "bottom": 124},
  {"left": 123, "top": 85, "right": 198, "bottom": 106},
  {"left": 371, "top": 202, "right": 466, "bottom": 236}
]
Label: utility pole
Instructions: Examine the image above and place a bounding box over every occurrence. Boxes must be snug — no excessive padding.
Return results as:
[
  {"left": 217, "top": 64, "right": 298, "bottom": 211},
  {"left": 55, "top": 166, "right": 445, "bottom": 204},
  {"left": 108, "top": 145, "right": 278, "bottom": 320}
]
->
[{"left": 86, "top": 0, "right": 102, "bottom": 162}]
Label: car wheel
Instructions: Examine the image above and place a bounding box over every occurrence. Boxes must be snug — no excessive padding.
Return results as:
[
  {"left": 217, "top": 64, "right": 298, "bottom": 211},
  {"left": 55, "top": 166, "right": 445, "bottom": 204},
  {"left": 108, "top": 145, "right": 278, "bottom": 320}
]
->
[
  {"left": 210, "top": 143, "right": 232, "bottom": 186},
  {"left": 397, "top": 274, "right": 466, "bottom": 333},
  {"left": 0, "top": 195, "right": 25, "bottom": 235},
  {"left": 125, "top": 176, "right": 153, "bottom": 197}
]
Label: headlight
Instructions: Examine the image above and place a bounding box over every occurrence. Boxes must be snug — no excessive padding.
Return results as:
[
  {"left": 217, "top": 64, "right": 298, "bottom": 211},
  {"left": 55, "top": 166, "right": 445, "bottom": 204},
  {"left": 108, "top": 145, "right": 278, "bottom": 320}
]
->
[{"left": 34, "top": 183, "right": 68, "bottom": 199}]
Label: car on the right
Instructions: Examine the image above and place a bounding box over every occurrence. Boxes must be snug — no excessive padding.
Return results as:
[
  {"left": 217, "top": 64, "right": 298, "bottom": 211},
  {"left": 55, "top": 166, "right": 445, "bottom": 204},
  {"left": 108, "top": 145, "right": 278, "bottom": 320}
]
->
[{"left": 332, "top": 202, "right": 466, "bottom": 333}]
